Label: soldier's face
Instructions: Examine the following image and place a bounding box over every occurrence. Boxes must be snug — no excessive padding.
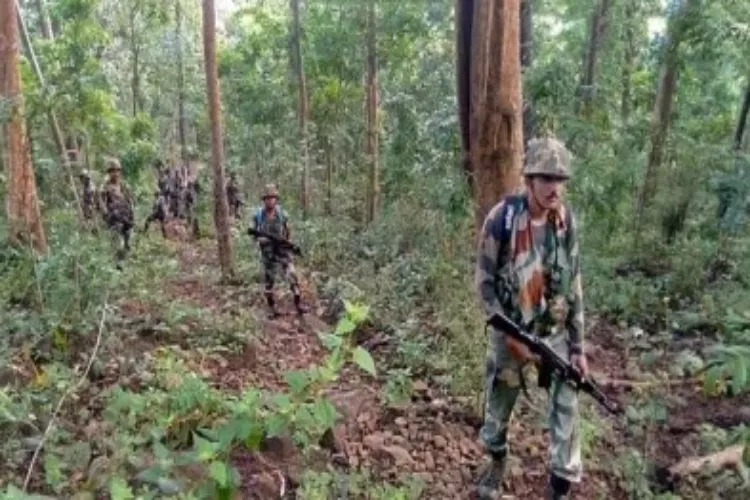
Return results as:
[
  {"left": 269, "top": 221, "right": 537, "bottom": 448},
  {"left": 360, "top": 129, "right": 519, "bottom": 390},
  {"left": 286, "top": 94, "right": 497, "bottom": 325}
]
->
[
  {"left": 264, "top": 196, "right": 277, "bottom": 210},
  {"left": 109, "top": 170, "right": 120, "bottom": 182},
  {"left": 528, "top": 175, "right": 566, "bottom": 210}
]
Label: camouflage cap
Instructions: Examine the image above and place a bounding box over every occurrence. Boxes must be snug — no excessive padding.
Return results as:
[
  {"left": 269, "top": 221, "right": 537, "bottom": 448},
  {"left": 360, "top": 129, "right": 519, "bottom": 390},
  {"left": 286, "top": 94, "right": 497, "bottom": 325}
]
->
[
  {"left": 105, "top": 157, "right": 122, "bottom": 172},
  {"left": 262, "top": 184, "right": 279, "bottom": 199},
  {"left": 523, "top": 136, "right": 571, "bottom": 180},
  {"left": 79, "top": 169, "right": 91, "bottom": 178}
]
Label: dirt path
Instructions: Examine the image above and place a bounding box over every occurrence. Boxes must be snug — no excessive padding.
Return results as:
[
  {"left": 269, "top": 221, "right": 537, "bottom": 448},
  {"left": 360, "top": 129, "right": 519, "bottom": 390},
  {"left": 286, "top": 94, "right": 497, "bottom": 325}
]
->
[
  {"left": 147, "top": 236, "right": 741, "bottom": 500},
  {"left": 153, "top": 239, "right": 637, "bottom": 499}
]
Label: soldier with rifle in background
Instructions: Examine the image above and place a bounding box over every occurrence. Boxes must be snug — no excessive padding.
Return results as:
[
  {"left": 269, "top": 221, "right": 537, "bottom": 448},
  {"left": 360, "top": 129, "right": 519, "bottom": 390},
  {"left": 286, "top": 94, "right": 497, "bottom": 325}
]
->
[
  {"left": 78, "top": 169, "right": 97, "bottom": 222},
  {"left": 474, "top": 136, "right": 588, "bottom": 500},
  {"left": 99, "top": 158, "right": 134, "bottom": 268},
  {"left": 226, "top": 171, "right": 243, "bottom": 220},
  {"left": 249, "top": 184, "right": 308, "bottom": 318}
]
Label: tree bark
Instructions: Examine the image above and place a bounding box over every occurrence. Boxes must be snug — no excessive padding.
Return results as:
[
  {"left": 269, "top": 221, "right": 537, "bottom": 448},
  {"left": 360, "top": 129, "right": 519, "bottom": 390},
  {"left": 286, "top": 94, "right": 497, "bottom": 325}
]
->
[
  {"left": 733, "top": 78, "right": 750, "bottom": 152},
  {"left": 457, "top": 0, "right": 523, "bottom": 231},
  {"left": 1, "top": 0, "right": 47, "bottom": 252},
  {"left": 576, "top": 0, "right": 611, "bottom": 116},
  {"left": 364, "top": 0, "right": 379, "bottom": 223},
  {"left": 176, "top": 0, "right": 188, "bottom": 165},
  {"left": 202, "top": 0, "right": 234, "bottom": 278},
  {"left": 620, "top": 0, "right": 636, "bottom": 123},
  {"left": 636, "top": 0, "right": 690, "bottom": 232},
  {"left": 290, "top": 0, "right": 310, "bottom": 217},
  {"left": 520, "top": 0, "right": 534, "bottom": 148}
]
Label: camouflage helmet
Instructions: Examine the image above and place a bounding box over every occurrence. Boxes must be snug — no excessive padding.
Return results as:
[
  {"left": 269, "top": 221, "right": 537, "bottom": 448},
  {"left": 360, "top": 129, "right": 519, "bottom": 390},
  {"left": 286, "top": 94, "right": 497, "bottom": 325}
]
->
[
  {"left": 79, "top": 169, "right": 91, "bottom": 179},
  {"left": 105, "top": 157, "right": 122, "bottom": 172},
  {"left": 523, "top": 135, "right": 572, "bottom": 180},
  {"left": 262, "top": 184, "right": 279, "bottom": 200}
]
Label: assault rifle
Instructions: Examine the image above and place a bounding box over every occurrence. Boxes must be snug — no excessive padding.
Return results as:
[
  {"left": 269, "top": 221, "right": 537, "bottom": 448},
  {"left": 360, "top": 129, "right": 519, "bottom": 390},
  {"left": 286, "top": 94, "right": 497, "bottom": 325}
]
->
[
  {"left": 487, "top": 313, "right": 621, "bottom": 415},
  {"left": 248, "top": 227, "right": 302, "bottom": 256}
]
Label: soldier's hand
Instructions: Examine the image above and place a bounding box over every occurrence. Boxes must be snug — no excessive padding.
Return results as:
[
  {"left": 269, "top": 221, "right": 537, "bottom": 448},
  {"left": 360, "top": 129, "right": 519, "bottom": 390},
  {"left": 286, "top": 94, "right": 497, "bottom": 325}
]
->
[
  {"left": 504, "top": 335, "right": 540, "bottom": 365},
  {"left": 571, "top": 354, "right": 589, "bottom": 377}
]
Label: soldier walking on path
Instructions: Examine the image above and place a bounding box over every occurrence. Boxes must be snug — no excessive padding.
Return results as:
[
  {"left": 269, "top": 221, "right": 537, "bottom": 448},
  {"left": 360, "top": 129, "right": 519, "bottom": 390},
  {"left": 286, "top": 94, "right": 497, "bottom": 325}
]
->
[
  {"left": 99, "top": 158, "right": 134, "bottom": 268},
  {"left": 251, "top": 184, "right": 309, "bottom": 318},
  {"left": 226, "top": 171, "right": 243, "bottom": 220},
  {"left": 474, "top": 136, "right": 587, "bottom": 500},
  {"left": 79, "top": 169, "right": 97, "bottom": 221},
  {"left": 143, "top": 189, "right": 169, "bottom": 239}
]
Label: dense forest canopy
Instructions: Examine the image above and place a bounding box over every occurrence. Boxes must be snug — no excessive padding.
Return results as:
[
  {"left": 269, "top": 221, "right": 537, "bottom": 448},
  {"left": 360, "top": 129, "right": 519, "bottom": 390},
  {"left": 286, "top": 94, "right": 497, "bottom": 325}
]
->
[{"left": 1, "top": 0, "right": 750, "bottom": 498}]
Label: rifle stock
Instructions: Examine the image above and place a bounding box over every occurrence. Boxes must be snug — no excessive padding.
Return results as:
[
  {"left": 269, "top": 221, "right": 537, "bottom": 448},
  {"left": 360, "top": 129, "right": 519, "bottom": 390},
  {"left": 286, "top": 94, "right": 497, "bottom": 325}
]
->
[
  {"left": 248, "top": 227, "right": 302, "bottom": 256},
  {"left": 487, "top": 313, "right": 620, "bottom": 415}
]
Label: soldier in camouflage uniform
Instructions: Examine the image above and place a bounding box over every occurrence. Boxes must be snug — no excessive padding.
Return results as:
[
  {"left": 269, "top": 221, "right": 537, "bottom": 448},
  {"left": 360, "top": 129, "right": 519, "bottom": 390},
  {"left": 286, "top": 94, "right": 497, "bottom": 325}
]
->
[
  {"left": 79, "top": 170, "right": 97, "bottom": 220},
  {"left": 99, "top": 158, "right": 135, "bottom": 267},
  {"left": 226, "top": 172, "right": 243, "bottom": 220},
  {"left": 474, "top": 136, "right": 587, "bottom": 500},
  {"left": 143, "top": 190, "right": 169, "bottom": 238},
  {"left": 251, "top": 184, "right": 309, "bottom": 318}
]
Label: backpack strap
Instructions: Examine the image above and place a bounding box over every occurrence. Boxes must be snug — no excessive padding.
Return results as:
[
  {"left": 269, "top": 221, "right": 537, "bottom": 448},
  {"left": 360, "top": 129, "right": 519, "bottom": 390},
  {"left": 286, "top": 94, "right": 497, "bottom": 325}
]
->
[{"left": 497, "top": 194, "right": 526, "bottom": 263}]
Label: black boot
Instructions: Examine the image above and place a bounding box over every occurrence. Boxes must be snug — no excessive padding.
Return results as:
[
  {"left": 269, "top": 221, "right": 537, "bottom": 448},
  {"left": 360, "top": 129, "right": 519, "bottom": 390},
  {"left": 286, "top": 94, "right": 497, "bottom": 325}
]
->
[
  {"left": 546, "top": 474, "right": 571, "bottom": 500},
  {"left": 266, "top": 294, "right": 280, "bottom": 318},
  {"left": 475, "top": 452, "right": 507, "bottom": 499},
  {"left": 294, "top": 294, "right": 309, "bottom": 315}
]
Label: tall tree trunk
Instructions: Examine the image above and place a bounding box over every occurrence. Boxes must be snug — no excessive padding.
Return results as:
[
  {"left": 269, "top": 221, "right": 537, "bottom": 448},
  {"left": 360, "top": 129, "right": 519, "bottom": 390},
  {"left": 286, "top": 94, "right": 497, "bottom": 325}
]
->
[
  {"left": 16, "top": 0, "right": 82, "bottom": 219},
  {"left": 520, "top": 0, "right": 534, "bottom": 148},
  {"left": 1, "top": 0, "right": 47, "bottom": 251},
  {"left": 575, "top": 0, "right": 612, "bottom": 116},
  {"left": 733, "top": 79, "right": 750, "bottom": 152},
  {"left": 324, "top": 136, "right": 333, "bottom": 216},
  {"left": 456, "top": 0, "right": 523, "bottom": 231},
  {"left": 290, "top": 0, "right": 310, "bottom": 217},
  {"left": 176, "top": 0, "right": 188, "bottom": 165},
  {"left": 130, "top": 7, "right": 140, "bottom": 117},
  {"left": 635, "top": 0, "right": 690, "bottom": 233},
  {"left": 620, "top": 0, "right": 636, "bottom": 123},
  {"left": 364, "top": 0, "right": 380, "bottom": 223},
  {"left": 202, "top": 0, "right": 234, "bottom": 278},
  {"left": 34, "top": 0, "right": 53, "bottom": 39}
]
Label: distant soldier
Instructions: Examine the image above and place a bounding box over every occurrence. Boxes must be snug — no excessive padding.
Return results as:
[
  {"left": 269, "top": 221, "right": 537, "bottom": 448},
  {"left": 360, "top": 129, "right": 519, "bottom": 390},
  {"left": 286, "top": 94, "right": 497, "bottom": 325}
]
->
[
  {"left": 78, "top": 170, "right": 97, "bottom": 220},
  {"left": 251, "top": 184, "right": 308, "bottom": 317},
  {"left": 226, "top": 172, "right": 243, "bottom": 220},
  {"left": 143, "top": 190, "right": 169, "bottom": 239},
  {"left": 99, "top": 158, "right": 134, "bottom": 267}
]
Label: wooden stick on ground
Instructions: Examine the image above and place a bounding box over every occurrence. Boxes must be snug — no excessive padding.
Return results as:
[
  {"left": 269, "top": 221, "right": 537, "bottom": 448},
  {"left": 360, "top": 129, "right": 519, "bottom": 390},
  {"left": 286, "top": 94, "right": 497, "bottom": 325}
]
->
[{"left": 667, "top": 444, "right": 746, "bottom": 479}]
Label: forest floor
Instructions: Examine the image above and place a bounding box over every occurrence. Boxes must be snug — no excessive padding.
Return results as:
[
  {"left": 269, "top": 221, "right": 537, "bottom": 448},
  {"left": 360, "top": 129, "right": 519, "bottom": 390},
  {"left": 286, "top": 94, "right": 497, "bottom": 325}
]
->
[{"left": 5, "top": 224, "right": 747, "bottom": 499}]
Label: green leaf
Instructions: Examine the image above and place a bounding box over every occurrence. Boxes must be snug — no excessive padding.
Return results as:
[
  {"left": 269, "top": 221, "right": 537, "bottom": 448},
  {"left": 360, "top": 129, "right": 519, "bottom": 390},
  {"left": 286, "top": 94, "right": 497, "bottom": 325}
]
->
[
  {"left": 312, "top": 398, "right": 338, "bottom": 429},
  {"left": 193, "top": 433, "right": 219, "bottom": 461},
  {"left": 284, "top": 370, "right": 311, "bottom": 396},
  {"left": 109, "top": 477, "right": 135, "bottom": 500},
  {"left": 352, "top": 346, "right": 377, "bottom": 376},
  {"left": 318, "top": 332, "right": 343, "bottom": 350},
  {"left": 334, "top": 317, "right": 357, "bottom": 336},
  {"left": 209, "top": 461, "right": 231, "bottom": 488},
  {"left": 272, "top": 393, "right": 293, "bottom": 411},
  {"left": 266, "top": 414, "right": 288, "bottom": 437},
  {"left": 344, "top": 300, "right": 370, "bottom": 324},
  {"left": 244, "top": 421, "right": 265, "bottom": 450}
]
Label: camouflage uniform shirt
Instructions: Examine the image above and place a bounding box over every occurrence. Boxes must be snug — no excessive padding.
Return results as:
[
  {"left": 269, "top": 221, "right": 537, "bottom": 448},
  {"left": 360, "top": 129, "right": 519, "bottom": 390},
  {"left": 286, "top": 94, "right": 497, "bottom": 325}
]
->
[{"left": 475, "top": 194, "right": 584, "bottom": 354}]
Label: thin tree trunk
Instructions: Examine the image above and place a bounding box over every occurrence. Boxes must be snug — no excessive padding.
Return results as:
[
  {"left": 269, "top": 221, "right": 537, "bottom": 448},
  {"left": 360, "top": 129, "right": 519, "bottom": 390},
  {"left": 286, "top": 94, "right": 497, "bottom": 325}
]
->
[
  {"left": 202, "top": 0, "right": 234, "bottom": 278},
  {"left": 456, "top": 0, "right": 474, "bottom": 191},
  {"left": 457, "top": 0, "right": 523, "bottom": 231},
  {"left": 34, "top": 0, "right": 53, "bottom": 39},
  {"left": 636, "top": 0, "right": 690, "bottom": 233},
  {"left": 324, "top": 136, "right": 333, "bottom": 216},
  {"left": 290, "top": 0, "right": 310, "bottom": 217},
  {"left": 130, "top": 7, "right": 140, "bottom": 117},
  {"left": 365, "top": 0, "right": 380, "bottom": 223},
  {"left": 176, "top": 0, "right": 188, "bottom": 165},
  {"left": 733, "top": 79, "right": 750, "bottom": 152},
  {"left": 621, "top": 0, "right": 636, "bottom": 123},
  {"left": 1, "top": 0, "right": 47, "bottom": 251},
  {"left": 16, "top": 0, "right": 82, "bottom": 219},
  {"left": 520, "top": 0, "right": 534, "bottom": 148},
  {"left": 576, "top": 0, "right": 612, "bottom": 116}
]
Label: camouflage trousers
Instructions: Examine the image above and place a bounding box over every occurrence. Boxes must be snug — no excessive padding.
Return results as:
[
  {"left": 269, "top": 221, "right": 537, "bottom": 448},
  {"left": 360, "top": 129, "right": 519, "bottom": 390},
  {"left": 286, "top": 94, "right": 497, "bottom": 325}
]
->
[
  {"left": 107, "top": 218, "right": 132, "bottom": 263},
  {"left": 262, "top": 251, "right": 301, "bottom": 298},
  {"left": 480, "top": 328, "right": 582, "bottom": 483}
]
